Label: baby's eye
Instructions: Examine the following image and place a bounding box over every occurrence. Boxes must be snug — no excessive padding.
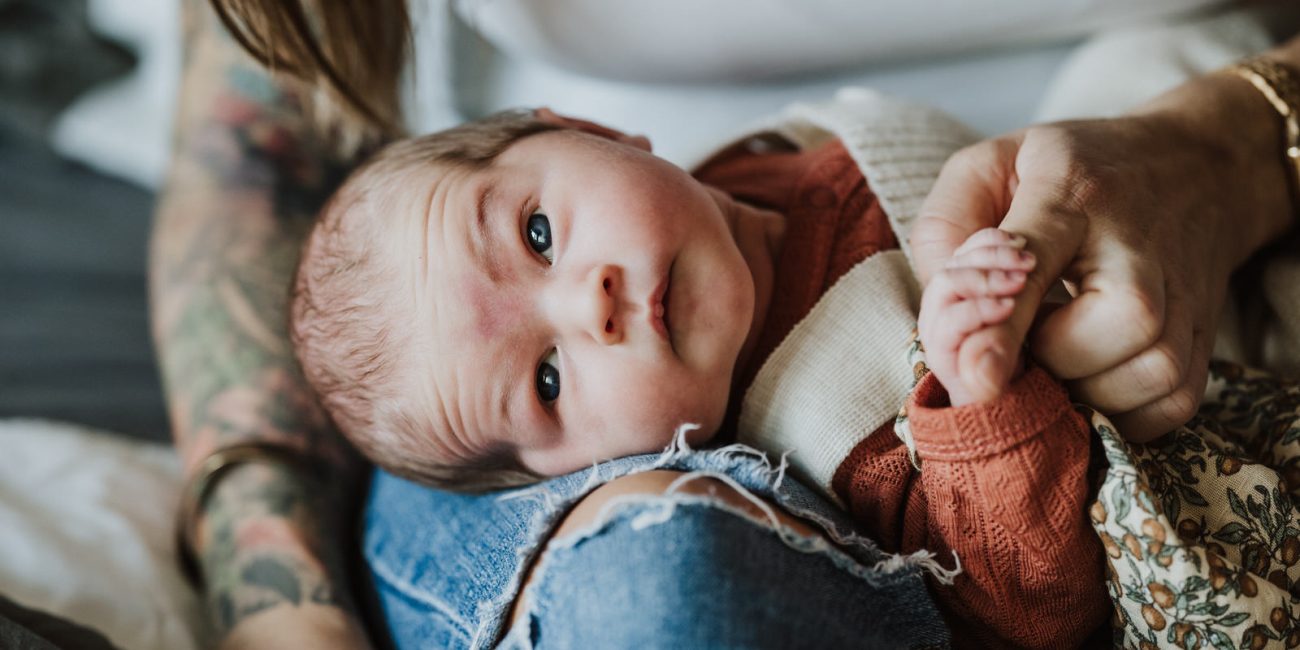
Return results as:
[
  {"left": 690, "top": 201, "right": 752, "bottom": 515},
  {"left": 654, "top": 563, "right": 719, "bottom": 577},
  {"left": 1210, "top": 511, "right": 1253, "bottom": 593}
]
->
[
  {"left": 526, "top": 213, "right": 554, "bottom": 263},
  {"left": 536, "top": 349, "right": 561, "bottom": 403}
]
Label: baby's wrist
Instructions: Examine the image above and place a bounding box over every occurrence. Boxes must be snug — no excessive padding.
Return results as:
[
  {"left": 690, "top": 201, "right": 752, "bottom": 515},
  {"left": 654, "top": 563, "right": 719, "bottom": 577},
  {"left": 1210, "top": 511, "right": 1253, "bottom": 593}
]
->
[{"left": 943, "top": 348, "right": 1026, "bottom": 408}]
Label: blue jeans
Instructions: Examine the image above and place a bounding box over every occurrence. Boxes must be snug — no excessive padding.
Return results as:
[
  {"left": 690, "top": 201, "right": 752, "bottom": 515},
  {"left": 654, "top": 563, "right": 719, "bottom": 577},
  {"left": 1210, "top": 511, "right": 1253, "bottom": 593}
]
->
[{"left": 363, "top": 439, "right": 951, "bottom": 649}]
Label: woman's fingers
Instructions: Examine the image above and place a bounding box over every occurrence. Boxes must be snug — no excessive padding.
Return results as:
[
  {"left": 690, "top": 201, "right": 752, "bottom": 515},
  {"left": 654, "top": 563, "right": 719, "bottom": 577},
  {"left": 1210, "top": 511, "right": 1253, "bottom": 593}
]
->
[
  {"left": 914, "top": 104, "right": 1292, "bottom": 439},
  {"left": 1107, "top": 320, "right": 1213, "bottom": 442},
  {"left": 911, "top": 137, "right": 1023, "bottom": 286},
  {"left": 1029, "top": 256, "right": 1167, "bottom": 380},
  {"left": 1065, "top": 312, "right": 1192, "bottom": 412},
  {"left": 1068, "top": 285, "right": 1204, "bottom": 440}
]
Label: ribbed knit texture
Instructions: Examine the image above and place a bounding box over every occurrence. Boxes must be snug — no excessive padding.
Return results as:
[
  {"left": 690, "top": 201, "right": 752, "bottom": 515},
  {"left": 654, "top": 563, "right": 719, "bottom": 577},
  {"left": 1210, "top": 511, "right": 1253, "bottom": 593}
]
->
[
  {"left": 834, "top": 369, "right": 1108, "bottom": 649},
  {"left": 756, "top": 87, "right": 980, "bottom": 262},
  {"left": 739, "top": 253, "right": 920, "bottom": 503}
]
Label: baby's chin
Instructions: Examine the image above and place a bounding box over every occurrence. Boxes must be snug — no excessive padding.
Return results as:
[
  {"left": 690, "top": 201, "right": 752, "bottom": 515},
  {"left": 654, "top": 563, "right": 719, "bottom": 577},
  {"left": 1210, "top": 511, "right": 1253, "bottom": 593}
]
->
[{"left": 656, "top": 419, "right": 720, "bottom": 451}]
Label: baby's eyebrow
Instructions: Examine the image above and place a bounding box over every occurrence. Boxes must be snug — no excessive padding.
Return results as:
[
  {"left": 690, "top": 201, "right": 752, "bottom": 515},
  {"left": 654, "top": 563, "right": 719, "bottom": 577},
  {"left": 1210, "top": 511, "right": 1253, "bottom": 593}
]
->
[{"left": 472, "top": 181, "right": 505, "bottom": 284}]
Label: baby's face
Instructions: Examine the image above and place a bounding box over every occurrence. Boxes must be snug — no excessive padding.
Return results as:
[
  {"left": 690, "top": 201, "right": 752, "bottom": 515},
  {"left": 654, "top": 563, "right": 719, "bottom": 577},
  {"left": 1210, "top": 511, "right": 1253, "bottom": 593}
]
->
[{"left": 399, "top": 130, "right": 769, "bottom": 476}]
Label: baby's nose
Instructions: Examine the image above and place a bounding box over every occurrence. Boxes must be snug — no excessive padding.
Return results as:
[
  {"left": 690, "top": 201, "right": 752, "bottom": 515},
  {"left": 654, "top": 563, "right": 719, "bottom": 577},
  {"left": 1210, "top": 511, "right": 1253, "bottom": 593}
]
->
[{"left": 583, "top": 265, "right": 623, "bottom": 345}]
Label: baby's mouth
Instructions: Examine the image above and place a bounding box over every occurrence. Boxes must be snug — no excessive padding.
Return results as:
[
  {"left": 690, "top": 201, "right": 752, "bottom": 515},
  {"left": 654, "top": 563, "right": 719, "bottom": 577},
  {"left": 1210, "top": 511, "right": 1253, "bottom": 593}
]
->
[
  {"left": 651, "top": 262, "right": 674, "bottom": 348},
  {"left": 662, "top": 268, "right": 672, "bottom": 335}
]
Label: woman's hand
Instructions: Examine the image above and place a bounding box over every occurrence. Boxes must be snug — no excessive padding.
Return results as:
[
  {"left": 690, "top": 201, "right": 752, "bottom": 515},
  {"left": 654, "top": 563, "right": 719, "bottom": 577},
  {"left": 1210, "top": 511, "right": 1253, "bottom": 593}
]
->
[{"left": 910, "top": 69, "right": 1295, "bottom": 442}]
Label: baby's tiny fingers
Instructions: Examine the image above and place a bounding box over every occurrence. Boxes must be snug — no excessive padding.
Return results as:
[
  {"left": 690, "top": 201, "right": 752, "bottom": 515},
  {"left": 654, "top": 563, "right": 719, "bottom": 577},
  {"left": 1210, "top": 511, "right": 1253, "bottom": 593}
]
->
[
  {"left": 937, "top": 267, "right": 1027, "bottom": 299},
  {"left": 945, "top": 245, "right": 1036, "bottom": 272},
  {"left": 952, "top": 228, "right": 1027, "bottom": 257},
  {"left": 956, "top": 325, "right": 1023, "bottom": 403},
  {"left": 935, "top": 297, "right": 1016, "bottom": 343}
]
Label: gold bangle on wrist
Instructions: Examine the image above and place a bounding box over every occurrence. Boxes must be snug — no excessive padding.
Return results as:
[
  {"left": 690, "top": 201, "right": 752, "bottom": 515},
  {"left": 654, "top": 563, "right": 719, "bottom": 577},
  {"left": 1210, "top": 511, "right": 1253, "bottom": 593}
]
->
[
  {"left": 175, "top": 443, "right": 321, "bottom": 588},
  {"left": 1225, "top": 55, "right": 1300, "bottom": 216}
]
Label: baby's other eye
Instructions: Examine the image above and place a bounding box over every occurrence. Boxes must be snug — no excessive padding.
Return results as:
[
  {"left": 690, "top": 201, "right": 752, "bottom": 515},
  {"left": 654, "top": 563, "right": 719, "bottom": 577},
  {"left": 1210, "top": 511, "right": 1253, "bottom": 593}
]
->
[
  {"left": 526, "top": 212, "right": 554, "bottom": 263},
  {"left": 536, "top": 349, "right": 561, "bottom": 403}
]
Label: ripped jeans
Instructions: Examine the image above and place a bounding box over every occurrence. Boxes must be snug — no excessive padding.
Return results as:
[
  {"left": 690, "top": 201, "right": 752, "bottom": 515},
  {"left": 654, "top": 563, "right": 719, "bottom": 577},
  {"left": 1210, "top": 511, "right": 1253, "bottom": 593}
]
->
[{"left": 362, "top": 437, "right": 952, "bottom": 649}]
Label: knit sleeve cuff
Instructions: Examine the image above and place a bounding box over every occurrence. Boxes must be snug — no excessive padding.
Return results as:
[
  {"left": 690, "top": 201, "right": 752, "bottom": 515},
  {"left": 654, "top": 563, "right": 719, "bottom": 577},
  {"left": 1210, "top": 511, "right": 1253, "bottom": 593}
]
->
[{"left": 906, "top": 366, "right": 1073, "bottom": 462}]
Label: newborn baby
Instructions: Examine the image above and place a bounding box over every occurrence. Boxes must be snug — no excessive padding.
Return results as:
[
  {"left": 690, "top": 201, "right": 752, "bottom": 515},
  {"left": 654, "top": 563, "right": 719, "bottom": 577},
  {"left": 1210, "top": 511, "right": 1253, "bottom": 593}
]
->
[
  {"left": 292, "top": 109, "right": 787, "bottom": 488},
  {"left": 291, "top": 108, "right": 1104, "bottom": 646}
]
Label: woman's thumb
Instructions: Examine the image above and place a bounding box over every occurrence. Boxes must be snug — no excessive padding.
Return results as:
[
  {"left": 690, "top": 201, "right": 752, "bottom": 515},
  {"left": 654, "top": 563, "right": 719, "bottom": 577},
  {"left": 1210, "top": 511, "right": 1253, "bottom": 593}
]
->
[{"left": 911, "top": 137, "right": 1023, "bottom": 285}]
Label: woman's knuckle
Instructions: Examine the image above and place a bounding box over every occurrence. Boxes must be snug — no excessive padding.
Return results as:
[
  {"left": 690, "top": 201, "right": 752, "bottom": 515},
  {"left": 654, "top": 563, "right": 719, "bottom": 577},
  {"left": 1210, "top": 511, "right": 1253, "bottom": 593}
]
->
[
  {"left": 1113, "top": 286, "right": 1164, "bottom": 348},
  {"left": 1159, "top": 388, "right": 1199, "bottom": 425},
  {"left": 1137, "top": 344, "right": 1184, "bottom": 396},
  {"left": 1023, "top": 126, "right": 1113, "bottom": 209},
  {"left": 1021, "top": 270, "right": 1054, "bottom": 303},
  {"left": 1024, "top": 125, "right": 1081, "bottom": 165},
  {"left": 1058, "top": 160, "right": 1109, "bottom": 213},
  {"left": 1063, "top": 168, "right": 1108, "bottom": 213}
]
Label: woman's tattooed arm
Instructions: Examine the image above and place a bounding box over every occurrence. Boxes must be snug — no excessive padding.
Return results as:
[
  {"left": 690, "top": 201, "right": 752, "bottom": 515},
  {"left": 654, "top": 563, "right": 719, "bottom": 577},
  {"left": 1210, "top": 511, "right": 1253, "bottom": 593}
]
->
[{"left": 152, "top": 1, "right": 377, "bottom": 645}]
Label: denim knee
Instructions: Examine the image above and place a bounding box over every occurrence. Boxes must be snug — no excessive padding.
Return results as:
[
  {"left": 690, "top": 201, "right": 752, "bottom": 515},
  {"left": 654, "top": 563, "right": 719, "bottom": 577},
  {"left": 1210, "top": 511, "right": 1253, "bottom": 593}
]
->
[{"left": 504, "top": 499, "right": 948, "bottom": 649}]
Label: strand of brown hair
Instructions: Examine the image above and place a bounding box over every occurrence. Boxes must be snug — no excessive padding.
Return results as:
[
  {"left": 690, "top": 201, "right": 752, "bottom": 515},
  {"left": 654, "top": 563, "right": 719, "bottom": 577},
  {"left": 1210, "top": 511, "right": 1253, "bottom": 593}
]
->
[{"left": 208, "top": 0, "right": 411, "bottom": 149}]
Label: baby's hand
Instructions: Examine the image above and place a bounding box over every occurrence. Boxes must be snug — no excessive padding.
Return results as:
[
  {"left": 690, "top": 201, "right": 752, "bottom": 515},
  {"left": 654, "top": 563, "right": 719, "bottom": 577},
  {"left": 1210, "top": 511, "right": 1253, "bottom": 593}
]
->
[{"left": 918, "top": 228, "right": 1036, "bottom": 406}]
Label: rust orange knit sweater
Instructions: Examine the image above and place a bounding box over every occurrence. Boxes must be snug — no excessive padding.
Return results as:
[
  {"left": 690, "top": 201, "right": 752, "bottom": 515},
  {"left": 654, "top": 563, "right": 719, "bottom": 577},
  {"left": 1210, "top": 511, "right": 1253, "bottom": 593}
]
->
[{"left": 695, "top": 138, "right": 1108, "bottom": 649}]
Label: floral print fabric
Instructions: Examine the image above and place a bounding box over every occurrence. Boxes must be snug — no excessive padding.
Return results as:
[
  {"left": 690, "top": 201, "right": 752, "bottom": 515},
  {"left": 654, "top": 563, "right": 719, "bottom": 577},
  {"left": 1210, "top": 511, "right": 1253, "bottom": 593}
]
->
[{"left": 1093, "top": 361, "right": 1300, "bottom": 649}]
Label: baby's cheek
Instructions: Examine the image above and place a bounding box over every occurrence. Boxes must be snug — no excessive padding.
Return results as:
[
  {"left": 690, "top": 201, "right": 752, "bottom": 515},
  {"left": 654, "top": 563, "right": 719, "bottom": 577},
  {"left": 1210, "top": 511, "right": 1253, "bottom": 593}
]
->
[{"left": 632, "top": 383, "right": 726, "bottom": 445}]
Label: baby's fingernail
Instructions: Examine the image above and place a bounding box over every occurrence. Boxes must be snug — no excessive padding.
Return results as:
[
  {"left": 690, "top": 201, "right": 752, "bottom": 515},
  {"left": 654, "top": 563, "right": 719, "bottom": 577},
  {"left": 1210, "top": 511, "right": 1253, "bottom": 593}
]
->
[
  {"left": 998, "top": 297, "right": 1014, "bottom": 308},
  {"left": 1005, "top": 233, "right": 1027, "bottom": 248}
]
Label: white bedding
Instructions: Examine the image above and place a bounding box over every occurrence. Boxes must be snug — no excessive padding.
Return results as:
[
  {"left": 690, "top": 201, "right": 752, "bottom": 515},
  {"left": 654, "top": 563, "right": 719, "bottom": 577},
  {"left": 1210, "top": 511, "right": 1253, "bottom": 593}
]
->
[{"left": 0, "top": 419, "right": 206, "bottom": 650}]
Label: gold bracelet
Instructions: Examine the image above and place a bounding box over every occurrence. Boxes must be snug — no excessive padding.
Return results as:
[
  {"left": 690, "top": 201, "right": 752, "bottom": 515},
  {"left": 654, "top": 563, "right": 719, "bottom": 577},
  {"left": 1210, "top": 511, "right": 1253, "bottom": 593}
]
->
[
  {"left": 1225, "top": 55, "right": 1300, "bottom": 216},
  {"left": 175, "top": 443, "right": 322, "bottom": 588}
]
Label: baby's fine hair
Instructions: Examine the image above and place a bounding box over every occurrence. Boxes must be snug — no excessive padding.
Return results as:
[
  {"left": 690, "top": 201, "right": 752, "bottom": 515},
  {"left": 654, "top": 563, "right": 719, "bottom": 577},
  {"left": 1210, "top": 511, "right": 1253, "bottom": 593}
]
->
[{"left": 291, "top": 110, "right": 562, "bottom": 492}]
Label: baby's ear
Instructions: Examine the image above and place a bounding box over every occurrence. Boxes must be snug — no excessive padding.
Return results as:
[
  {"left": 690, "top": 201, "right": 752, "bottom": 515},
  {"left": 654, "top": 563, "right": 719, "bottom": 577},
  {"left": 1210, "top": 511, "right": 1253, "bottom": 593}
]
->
[{"left": 534, "top": 107, "right": 652, "bottom": 152}]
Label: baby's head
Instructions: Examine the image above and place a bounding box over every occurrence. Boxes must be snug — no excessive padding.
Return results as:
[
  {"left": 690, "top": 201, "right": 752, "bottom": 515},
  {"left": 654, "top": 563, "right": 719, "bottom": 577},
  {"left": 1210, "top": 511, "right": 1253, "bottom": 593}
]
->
[{"left": 292, "top": 110, "right": 772, "bottom": 491}]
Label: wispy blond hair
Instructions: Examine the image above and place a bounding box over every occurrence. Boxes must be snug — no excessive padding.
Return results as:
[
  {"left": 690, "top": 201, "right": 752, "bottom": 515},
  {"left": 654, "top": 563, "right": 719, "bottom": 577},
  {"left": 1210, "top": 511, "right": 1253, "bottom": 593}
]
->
[{"left": 291, "top": 111, "right": 564, "bottom": 491}]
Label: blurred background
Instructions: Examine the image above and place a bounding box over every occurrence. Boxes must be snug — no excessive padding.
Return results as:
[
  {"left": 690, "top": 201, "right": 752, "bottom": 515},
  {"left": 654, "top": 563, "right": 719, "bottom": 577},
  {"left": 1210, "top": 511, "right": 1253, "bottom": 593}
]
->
[{"left": 0, "top": 0, "right": 167, "bottom": 441}]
